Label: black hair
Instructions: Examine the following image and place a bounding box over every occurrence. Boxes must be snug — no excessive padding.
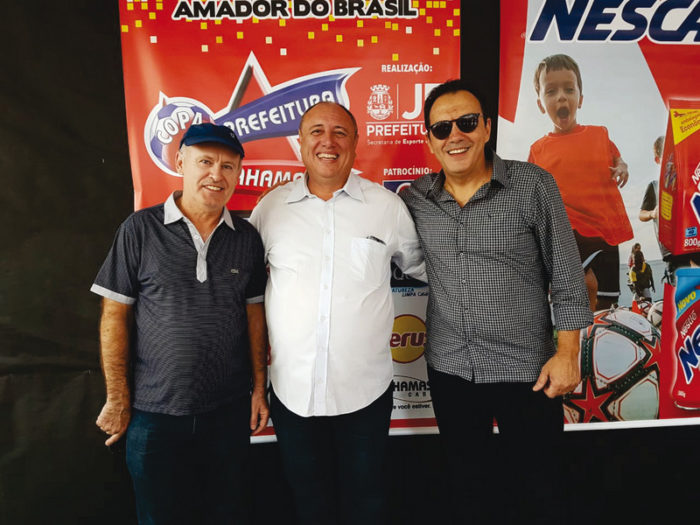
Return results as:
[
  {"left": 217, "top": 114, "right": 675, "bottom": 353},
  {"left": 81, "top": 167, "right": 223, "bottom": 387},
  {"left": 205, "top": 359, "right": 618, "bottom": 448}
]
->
[{"left": 423, "top": 79, "right": 488, "bottom": 130}]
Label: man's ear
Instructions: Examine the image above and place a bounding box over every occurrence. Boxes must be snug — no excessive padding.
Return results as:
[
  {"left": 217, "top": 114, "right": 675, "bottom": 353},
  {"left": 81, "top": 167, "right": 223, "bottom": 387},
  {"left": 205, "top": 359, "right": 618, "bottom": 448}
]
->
[
  {"left": 175, "top": 149, "right": 185, "bottom": 175},
  {"left": 425, "top": 134, "right": 435, "bottom": 155}
]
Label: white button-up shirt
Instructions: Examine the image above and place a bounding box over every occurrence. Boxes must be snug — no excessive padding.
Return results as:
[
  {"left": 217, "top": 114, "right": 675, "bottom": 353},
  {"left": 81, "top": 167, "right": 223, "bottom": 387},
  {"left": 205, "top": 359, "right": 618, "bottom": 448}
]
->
[{"left": 250, "top": 173, "right": 425, "bottom": 416}]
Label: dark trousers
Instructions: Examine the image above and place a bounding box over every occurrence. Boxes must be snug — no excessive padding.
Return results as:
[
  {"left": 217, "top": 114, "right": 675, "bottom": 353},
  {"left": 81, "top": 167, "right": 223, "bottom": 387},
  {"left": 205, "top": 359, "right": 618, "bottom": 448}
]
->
[
  {"left": 126, "top": 396, "right": 251, "bottom": 525},
  {"left": 427, "top": 366, "right": 564, "bottom": 525},
  {"left": 270, "top": 386, "right": 393, "bottom": 525}
]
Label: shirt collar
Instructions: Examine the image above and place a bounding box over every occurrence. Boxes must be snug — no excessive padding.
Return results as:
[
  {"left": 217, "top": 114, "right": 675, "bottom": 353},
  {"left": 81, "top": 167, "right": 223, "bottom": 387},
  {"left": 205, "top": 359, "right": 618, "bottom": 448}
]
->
[
  {"left": 426, "top": 148, "right": 510, "bottom": 201},
  {"left": 163, "top": 191, "right": 235, "bottom": 230},
  {"left": 285, "top": 172, "right": 365, "bottom": 204}
]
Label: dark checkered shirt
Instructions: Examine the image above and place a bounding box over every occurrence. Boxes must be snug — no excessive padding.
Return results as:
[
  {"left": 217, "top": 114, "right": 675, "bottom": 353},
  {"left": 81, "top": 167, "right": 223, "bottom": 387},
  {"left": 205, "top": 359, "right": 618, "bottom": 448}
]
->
[{"left": 400, "top": 152, "right": 592, "bottom": 383}]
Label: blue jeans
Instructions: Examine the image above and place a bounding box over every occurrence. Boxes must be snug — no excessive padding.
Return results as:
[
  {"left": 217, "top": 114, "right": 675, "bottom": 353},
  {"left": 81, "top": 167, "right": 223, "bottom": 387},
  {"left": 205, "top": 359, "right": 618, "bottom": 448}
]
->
[
  {"left": 126, "top": 396, "right": 251, "bottom": 525},
  {"left": 270, "top": 386, "right": 393, "bottom": 525}
]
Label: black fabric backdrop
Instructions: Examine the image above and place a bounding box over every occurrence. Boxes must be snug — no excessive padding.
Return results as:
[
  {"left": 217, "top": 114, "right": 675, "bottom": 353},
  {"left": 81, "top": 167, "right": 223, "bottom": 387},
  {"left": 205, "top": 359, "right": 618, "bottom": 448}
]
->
[{"left": 1, "top": 2, "right": 699, "bottom": 524}]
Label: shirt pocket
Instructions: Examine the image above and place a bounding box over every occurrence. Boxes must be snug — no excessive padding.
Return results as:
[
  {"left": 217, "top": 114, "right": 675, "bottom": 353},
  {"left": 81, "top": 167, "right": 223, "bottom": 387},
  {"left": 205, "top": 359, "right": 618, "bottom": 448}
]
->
[
  {"left": 473, "top": 211, "right": 529, "bottom": 254},
  {"left": 350, "top": 237, "right": 389, "bottom": 289}
]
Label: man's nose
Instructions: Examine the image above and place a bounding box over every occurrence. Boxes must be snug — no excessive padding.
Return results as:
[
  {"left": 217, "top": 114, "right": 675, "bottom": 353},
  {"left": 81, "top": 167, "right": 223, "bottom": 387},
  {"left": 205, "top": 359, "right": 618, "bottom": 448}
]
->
[
  {"left": 320, "top": 130, "right": 335, "bottom": 145},
  {"left": 209, "top": 164, "right": 223, "bottom": 179},
  {"left": 447, "top": 121, "right": 462, "bottom": 140}
]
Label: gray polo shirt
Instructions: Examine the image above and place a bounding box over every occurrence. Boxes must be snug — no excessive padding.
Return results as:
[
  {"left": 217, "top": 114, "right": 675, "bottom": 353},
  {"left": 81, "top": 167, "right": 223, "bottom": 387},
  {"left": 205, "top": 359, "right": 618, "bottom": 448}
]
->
[
  {"left": 400, "top": 153, "right": 592, "bottom": 383},
  {"left": 91, "top": 193, "right": 266, "bottom": 415}
]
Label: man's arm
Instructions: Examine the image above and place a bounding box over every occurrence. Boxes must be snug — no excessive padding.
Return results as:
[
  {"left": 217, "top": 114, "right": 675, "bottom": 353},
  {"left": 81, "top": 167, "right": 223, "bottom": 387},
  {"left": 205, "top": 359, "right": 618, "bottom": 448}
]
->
[
  {"left": 95, "top": 298, "right": 133, "bottom": 446},
  {"left": 533, "top": 329, "right": 580, "bottom": 398},
  {"left": 530, "top": 170, "right": 591, "bottom": 398},
  {"left": 393, "top": 195, "right": 427, "bottom": 283},
  {"left": 639, "top": 182, "right": 657, "bottom": 222},
  {"left": 247, "top": 302, "right": 269, "bottom": 435}
]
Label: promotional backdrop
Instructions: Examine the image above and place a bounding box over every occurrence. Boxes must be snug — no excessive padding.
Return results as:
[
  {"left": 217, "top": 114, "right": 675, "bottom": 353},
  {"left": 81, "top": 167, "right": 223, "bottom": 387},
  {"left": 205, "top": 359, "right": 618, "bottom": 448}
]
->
[
  {"left": 498, "top": 0, "right": 700, "bottom": 428},
  {"left": 118, "top": 0, "right": 461, "bottom": 438}
]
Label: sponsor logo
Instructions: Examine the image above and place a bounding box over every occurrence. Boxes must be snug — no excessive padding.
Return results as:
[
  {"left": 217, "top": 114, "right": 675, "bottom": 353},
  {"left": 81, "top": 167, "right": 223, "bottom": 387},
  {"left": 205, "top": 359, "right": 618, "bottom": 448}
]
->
[
  {"left": 686, "top": 226, "right": 698, "bottom": 238},
  {"left": 391, "top": 314, "right": 426, "bottom": 363},
  {"left": 382, "top": 180, "right": 412, "bottom": 193},
  {"left": 530, "top": 0, "right": 700, "bottom": 43},
  {"left": 367, "top": 84, "right": 393, "bottom": 121},
  {"left": 392, "top": 374, "right": 431, "bottom": 403},
  {"left": 679, "top": 323, "right": 700, "bottom": 383}
]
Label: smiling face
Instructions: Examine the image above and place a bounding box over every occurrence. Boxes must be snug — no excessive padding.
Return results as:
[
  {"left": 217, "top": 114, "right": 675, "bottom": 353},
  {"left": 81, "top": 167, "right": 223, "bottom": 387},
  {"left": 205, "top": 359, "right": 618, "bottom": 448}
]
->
[
  {"left": 176, "top": 143, "right": 241, "bottom": 215},
  {"left": 426, "top": 90, "right": 491, "bottom": 182},
  {"left": 299, "top": 102, "right": 358, "bottom": 192},
  {"left": 537, "top": 67, "right": 583, "bottom": 134}
]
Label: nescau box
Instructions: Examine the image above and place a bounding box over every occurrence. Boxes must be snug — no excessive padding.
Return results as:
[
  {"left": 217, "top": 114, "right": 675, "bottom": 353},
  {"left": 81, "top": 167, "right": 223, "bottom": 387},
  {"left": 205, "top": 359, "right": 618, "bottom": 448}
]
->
[{"left": 658, "top": 100, "right": 700, "bottom": 255}]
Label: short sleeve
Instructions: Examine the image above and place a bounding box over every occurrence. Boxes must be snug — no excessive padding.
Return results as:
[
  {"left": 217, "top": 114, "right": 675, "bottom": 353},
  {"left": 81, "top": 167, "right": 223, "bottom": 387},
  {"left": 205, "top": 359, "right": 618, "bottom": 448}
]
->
[{"left": 90, "top": 216, "right": 141, "bottom": 304}]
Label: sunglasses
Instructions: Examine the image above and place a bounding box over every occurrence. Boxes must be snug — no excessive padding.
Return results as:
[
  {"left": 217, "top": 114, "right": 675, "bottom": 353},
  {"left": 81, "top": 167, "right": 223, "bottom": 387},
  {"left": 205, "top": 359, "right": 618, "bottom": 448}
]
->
[{"left": 427, "top": 113, "right": 482, "bottom": 140}]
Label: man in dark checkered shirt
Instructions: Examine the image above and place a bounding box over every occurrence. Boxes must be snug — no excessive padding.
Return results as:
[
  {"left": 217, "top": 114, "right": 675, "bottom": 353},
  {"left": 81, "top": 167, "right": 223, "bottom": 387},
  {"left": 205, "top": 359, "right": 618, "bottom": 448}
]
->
[{"left": 400, "top": 80, "right": 592, "bottom": 523}]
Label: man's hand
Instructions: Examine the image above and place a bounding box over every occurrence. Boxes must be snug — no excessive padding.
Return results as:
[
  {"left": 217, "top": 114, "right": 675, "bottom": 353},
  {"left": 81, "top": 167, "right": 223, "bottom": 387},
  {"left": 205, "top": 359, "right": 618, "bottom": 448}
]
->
[
  {"left": 609, "top": 158, "right": 629, "bottom": 188},
  {"left": 250, "top": 389, "right": 270, "bottom": 435},
  {"left": 532, "top": 329, "right": 581, "bottom": 399},
  {"left": 638, "top": 206, "right": 658, "bottom": 222},
  {"left": 96, "top": 400, "right": 131, "bottom": 446}
]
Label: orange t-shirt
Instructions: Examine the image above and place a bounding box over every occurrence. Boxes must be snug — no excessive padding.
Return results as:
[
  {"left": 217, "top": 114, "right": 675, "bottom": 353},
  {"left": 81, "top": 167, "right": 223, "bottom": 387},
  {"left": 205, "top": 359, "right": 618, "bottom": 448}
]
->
[{"left": 528, "top": 125, "right": 633, "bottom": 246}]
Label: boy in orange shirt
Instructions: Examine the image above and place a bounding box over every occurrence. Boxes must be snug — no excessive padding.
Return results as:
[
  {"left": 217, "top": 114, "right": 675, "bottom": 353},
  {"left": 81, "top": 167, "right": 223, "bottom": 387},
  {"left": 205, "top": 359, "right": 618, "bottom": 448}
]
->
[{"left": 529, "top": 54, "right": 633, "bottom": 310}]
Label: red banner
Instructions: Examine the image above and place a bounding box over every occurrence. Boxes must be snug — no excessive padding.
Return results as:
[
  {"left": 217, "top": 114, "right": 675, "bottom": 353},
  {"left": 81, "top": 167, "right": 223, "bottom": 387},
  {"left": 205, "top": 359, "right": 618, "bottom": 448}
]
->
[{"left": 118, "top": 0, "right": 460, "bottom": 212}]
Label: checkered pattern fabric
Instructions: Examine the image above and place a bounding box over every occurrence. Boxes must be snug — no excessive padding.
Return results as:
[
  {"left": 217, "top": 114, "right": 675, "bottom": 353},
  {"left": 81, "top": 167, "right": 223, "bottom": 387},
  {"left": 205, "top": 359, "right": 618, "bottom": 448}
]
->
[{"left": 400, "top": 152, "right": 592, "bottom": 383}]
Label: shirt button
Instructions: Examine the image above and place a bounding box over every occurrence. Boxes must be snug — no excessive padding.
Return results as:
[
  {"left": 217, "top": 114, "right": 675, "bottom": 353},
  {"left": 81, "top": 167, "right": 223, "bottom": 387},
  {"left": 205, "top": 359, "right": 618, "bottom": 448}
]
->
[{"left": 461, "top": 279, "right": 466, "bottom": 284}]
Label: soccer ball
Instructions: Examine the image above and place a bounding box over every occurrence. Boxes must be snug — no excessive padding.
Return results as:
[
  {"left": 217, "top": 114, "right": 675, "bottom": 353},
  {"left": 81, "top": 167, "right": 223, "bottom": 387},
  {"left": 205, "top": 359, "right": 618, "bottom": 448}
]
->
[
  {"left": 563, "top": 308, "right": 661, "bottom": 423},
  {"left": 647, "top": 300, "right": 663, "bottom": 329}
]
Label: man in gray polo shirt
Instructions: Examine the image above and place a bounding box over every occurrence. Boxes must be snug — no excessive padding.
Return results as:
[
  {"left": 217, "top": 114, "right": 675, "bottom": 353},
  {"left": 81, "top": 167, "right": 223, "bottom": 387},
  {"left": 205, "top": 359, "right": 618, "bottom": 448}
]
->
[
  {"left": 400, "top": 80, "right": 592, "bottom": 523},
  {"left": 91, "top": 123, "right": 268, "bottom": 524}
]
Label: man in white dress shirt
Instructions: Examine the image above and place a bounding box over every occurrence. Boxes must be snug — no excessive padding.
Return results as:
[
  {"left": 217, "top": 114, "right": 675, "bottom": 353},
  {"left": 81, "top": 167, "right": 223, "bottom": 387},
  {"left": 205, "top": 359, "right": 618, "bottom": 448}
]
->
[{"left": 250, "top": 101, "right": 425, "bottom": 524}]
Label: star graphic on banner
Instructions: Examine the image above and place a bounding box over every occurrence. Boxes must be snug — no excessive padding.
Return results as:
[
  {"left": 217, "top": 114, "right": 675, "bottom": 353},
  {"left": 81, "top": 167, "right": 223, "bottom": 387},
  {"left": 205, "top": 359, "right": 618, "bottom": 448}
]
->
[
  {"left": 218, "top": 51, "right": 302, "bottom": 163},
  {"left": 567, "top": 379, "right": 615, "bottom": 423}
]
